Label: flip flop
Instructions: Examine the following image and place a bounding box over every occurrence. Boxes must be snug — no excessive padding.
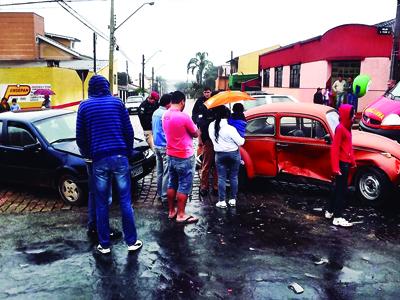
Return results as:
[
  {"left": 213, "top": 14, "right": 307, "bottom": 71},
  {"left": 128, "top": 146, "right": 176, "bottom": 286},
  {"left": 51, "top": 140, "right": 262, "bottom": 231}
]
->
[
  {"left": 176, "top": 215, "right": 199, "bottom": 225},
  {"left": 168, "top": 211, "right": 178, "bottom": 220}
]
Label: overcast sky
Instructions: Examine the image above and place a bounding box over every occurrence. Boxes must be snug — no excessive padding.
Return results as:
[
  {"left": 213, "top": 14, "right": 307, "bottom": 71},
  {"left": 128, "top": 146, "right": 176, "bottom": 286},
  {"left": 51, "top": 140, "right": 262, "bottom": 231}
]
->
[{"left": 2, "top": 0, "right": 397, "bottom": 86}]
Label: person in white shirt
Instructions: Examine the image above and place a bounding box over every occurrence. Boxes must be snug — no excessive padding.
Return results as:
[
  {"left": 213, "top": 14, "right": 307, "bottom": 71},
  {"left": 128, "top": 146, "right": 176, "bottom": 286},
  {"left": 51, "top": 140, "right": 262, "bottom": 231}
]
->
[
  {"left": 209, "top": 105, "right": 245, "bottom": 208},
  {"left": 332, "top": 74, "right": 346, "bottom": 109}
]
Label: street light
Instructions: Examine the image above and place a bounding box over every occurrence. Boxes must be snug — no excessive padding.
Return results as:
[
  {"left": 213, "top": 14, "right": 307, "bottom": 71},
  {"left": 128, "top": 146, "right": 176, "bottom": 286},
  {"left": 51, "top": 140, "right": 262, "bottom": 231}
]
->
[
  {"left": 108, "top": 1, "right": 155, "bottom": 93},
  {"left": 141, "top": 49, "right": 161, "bottom": 95}
]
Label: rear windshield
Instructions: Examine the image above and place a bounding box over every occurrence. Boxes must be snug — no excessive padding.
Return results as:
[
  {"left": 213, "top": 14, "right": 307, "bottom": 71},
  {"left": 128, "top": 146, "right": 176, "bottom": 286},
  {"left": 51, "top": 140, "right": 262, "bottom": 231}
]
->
[{"left": 126, "top": 97, "right": 143, "bottom": 103}]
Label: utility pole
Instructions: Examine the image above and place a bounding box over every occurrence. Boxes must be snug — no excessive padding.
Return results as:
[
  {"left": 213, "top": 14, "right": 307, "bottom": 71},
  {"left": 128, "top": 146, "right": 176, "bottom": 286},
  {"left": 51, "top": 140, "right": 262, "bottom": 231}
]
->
[
  {"left": 108, "top": 0, "right": 115, "bottom": 93},
  {"left": 142, "top": 54, "right": 145, "bottom": 96},
  {"left": 151, "top": 67, "right": 154, "bottom": 91},
  {"left": 108, "top": 2, "right": 155, "bottom": 94},
  {"left": 93, "top": 32, "right": 97, "bottom": 74},
  {"left": 390, "top": 0, "right": 400, "bottom": 82}
]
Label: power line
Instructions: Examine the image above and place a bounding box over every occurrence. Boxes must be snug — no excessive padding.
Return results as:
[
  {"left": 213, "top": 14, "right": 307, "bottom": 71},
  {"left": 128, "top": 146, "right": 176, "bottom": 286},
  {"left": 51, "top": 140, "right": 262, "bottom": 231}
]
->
[
  {"left": 57, "top": 0, "right": 108, "bottom": 40},
  {"left": 56, "top": 0, "right": 136, "bottom": 65},
  {"left": 0, "top": 0, "right": 103, "bottom": 6}
]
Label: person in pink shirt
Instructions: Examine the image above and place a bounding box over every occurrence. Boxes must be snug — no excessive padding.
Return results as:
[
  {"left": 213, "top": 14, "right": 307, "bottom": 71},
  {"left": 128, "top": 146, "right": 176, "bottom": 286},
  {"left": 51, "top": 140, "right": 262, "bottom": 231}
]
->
[{"left": 162, "top": 91, "right": 199, "bottom": 224}]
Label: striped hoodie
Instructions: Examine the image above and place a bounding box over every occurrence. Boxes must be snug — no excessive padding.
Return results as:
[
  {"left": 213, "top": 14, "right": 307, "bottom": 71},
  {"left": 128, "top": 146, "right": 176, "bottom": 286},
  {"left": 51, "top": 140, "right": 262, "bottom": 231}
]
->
[{"left": 76, "top": 75, "right": 134, "bottom": 161}]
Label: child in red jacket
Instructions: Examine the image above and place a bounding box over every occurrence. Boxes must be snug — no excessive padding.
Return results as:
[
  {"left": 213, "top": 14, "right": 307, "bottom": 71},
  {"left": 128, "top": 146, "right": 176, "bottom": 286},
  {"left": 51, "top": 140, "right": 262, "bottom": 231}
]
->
[{"left": 325, "top": 104, "right": 356, "bottom": 227}]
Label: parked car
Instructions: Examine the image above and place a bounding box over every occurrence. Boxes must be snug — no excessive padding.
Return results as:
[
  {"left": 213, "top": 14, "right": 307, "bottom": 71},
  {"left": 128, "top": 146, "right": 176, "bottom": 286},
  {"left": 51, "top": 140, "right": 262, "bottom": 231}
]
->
[
  {"left": 240, "top": 102, "right": 400, "bottom": 206},
  {"left": 0, "top": 109, "right": 155, "bottom": 206},
  {"left": 233, "top": 94, "right": 298, "bottom": 111},
  {"left": 360, "top": 82, "right": 400, "bottom": 142},
  {"left": 125, "top": 95, "right": 144, "bottom": 114}
]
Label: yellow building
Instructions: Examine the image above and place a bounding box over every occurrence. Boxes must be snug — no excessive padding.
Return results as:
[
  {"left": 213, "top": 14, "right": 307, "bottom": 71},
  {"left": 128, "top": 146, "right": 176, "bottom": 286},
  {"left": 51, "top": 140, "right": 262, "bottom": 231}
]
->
[
  {"left": 0, "top": 65, "right": 110, "bottom": 110},
  {"left": 237, "top": 46, "right": 280, "bottom": 74}
]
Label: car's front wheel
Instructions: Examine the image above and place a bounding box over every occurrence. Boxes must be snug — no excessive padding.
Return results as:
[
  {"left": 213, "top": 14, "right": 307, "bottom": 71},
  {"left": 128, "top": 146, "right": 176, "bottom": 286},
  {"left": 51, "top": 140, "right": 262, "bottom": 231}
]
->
[
  {"left": 355, "top": 167, "right": 390, "bottom": 207},
  {"left": 58, "top": 174, "right": 86, "bottom": 206}
]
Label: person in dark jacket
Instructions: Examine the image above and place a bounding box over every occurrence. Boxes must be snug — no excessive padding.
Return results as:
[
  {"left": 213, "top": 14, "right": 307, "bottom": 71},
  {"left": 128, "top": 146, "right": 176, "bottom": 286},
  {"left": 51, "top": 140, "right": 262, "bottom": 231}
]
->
[
  {"left": 0, "top": 98, "right": 10, "bottom": 113},
  {"left": 228, "top": 103, "right": 247, "bottom": 138},
  {"left": 138, "top": 91, "right": 159, "bottom": 150},
  {"left": 192, "top": 87, "right": 218, "bottom": 197},
  {"left": 313, "top": 88, "right": 324, "bottom": 104},
  {"left": 76, "top": 75, "right": 142, "bottom": 255},
  {"left": 325, "top": 104, "right": 355, "bottom": 228}
]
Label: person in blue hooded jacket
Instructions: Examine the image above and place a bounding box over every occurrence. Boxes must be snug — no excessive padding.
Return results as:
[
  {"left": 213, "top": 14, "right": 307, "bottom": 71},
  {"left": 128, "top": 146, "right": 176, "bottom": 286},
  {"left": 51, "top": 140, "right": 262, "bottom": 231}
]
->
[
  {"left": 228, "top": 103, "right": 247, "bottom": 138},
  {"left": 76, "top": 75, "right": 142, "bottom": 255}
]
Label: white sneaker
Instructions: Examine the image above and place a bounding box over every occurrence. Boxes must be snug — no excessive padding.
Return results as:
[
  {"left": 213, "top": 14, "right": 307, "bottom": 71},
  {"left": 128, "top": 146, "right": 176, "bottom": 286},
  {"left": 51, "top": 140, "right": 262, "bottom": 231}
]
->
[
  {"left": 228, "top": 199, "right": 236, "bottom": 207},
  {"left": 332, "top": 217, "right": 353, "bottom": 227},
  {"left": 216, "top": 201, "right": 227, "bottom": 208},
  {"left": 128, "top": 240, "right": 143, "bottom": 252},
  {"left": 97, "top": 244, "right": 111, "bottom": 254},
  {"left": 325, "top": 211, "right": 334, "bottom": 219}
]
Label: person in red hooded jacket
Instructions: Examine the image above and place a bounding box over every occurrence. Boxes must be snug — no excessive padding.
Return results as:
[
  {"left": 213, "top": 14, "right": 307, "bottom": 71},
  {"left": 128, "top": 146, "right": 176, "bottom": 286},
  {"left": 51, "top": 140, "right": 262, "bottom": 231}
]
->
[{"left": 325, "top": 104, "right": 356, "bottom": 227}]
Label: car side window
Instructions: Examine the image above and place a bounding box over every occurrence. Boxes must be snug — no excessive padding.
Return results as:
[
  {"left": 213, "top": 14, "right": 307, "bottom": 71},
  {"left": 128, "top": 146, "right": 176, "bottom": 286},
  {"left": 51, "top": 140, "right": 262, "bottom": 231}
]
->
[
  {"left": 280, "top": 117, "right": 326, "bottom": 138},
  {"left": 7, "top": 122, "right": 36, "bottom": 147},
  {"left": 246, "top": 116, "right": 275, "bottom": 136}
]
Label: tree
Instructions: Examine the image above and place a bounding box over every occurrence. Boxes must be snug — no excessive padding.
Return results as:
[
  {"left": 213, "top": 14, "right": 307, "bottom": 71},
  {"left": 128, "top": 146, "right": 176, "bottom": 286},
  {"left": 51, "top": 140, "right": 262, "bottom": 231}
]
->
[
  {"left": 203, "top": 63, "right": 218, "bottom": 90},
  {"left": 187, "top": 52, "right": 212, "bottom": 86},
  {"left": 154, "top": 76, "right": 168, "bottom": 94}
]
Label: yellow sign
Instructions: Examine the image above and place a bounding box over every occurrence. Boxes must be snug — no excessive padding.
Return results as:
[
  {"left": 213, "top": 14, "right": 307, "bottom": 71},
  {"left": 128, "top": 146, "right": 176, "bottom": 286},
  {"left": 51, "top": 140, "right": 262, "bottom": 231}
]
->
[
  {"left": 365, "top": 107, "right": 385, "bottom": 120},
  {"left": 3, "top": 84, "right": 31, "bottom": 100}
]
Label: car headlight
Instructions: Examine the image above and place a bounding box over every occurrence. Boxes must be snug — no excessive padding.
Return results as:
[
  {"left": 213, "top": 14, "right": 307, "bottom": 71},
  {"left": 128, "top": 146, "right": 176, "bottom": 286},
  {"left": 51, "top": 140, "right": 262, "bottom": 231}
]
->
[{"left": 381, "top": 114, "right": 400, "bottom": 126}]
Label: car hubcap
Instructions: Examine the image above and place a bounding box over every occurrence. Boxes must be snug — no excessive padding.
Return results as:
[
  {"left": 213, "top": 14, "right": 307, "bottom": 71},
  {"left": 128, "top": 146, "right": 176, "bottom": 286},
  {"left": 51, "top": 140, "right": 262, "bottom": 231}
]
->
[
  {"left": 61, "top": 179, "right": 79, "bottom": 203},
  {"left": 359, "top": 174, "right": 380, "bottom": 201}
]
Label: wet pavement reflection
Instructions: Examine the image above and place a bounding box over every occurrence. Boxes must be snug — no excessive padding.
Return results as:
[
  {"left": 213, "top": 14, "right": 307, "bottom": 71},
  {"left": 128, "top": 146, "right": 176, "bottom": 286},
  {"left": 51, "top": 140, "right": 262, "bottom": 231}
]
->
[{"left": 1, "top": 177, "right": 400, "bottom": 299}]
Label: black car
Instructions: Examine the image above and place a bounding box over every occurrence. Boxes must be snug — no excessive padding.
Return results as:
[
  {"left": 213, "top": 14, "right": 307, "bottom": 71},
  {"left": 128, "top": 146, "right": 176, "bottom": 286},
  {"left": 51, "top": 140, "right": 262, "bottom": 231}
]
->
[{"left": 0, "top": 109, "right": 155, "bottom": 206}]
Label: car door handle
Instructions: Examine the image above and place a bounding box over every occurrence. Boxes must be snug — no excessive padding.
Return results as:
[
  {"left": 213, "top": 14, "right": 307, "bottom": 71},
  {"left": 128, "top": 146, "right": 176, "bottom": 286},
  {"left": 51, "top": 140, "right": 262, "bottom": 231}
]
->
[{"left": 276, "top": 143, "right": 289, "bottom": 147}]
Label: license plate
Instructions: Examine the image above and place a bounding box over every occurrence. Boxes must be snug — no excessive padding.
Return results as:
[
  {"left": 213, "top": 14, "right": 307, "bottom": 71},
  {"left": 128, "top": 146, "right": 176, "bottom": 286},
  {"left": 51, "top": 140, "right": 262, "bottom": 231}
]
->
[{"left": 131, "top": 166, "right": 143, "bottom": 178}]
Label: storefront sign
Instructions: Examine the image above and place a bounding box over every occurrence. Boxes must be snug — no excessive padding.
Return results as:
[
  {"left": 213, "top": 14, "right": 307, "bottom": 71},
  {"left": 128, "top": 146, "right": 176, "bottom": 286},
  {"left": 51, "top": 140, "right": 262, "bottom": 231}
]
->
[{"left": 1, "top": 84, "right": 52, "bottom": 102}]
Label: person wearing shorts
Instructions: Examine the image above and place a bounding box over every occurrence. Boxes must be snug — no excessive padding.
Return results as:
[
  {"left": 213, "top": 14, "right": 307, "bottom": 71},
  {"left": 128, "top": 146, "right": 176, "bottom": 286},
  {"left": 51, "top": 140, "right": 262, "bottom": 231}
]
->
[{"left": 162, "top": 91, "right": 199, "bottom": 224}]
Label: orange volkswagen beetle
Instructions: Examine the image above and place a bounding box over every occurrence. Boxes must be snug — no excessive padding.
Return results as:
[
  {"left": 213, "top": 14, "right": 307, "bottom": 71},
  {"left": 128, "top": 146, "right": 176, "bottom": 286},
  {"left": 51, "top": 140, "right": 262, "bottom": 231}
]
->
[{"left": 240, "top": 103, "right": 400, "bottom": 206}]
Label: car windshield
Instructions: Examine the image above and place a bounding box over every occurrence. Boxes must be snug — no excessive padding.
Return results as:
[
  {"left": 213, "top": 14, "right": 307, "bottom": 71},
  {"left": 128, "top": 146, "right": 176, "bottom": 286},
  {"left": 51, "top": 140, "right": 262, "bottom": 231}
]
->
[
  {"left": 243, "top": 97, "right": 267, "bottom": 110},
  {"left": 326, "top": 110, "right": 340, "bottom": 133},
  {"left": 33, "top": 113, "right": 77, "bottom": 144},
  {"left": 386, "top": 82, "right": 400, "bottom": 100},
  {"left": 126, "top": 97, "right": 143, "bottom": 103}
]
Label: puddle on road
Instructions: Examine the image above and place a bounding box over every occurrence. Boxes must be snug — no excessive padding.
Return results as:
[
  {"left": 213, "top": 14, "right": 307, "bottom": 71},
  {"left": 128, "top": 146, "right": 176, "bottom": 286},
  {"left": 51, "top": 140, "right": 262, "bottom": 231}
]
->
[{"left": 16, "top": 238, "right": 90, "bottom": 265}]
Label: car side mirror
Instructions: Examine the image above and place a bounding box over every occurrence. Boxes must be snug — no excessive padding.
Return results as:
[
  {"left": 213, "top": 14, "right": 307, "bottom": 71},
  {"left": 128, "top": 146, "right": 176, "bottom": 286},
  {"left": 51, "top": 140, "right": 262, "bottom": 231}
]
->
[
  {"left": 323, "top": 134, "right": 331, "bottom": 145},
  {"left": 23, "top": 142, "right": 41, "bottom": 152}
]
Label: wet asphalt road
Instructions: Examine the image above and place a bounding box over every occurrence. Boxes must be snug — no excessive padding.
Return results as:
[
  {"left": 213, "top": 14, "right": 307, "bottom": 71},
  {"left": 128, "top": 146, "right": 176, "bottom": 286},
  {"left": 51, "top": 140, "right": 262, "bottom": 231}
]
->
[
  {"left": 0, "top": 180, "right": 400, "bottom": 299},
  {"left": 0, "top": 100, "right": 400, "bottom": 299}
]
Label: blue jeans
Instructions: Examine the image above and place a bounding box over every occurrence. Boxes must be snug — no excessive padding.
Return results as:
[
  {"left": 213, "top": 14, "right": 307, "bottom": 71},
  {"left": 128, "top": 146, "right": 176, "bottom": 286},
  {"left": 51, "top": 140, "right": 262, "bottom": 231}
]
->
[
  {"left": 93, "top": 155, "right": 137, "bottom": 248},
  {"left": 86, "top": 163, "right": 112, "bottom": 231},
  {"left": 167, "top": 155, "right": 194, "bottom": 195},
  {"left": 336, "top": 93, "right": 345, "bottom": 109},
  {"left": 154, "top": 146, "right": 169, "bottom": 201},
  {"left": 215, "top": 150, "right": 241, "bottom": 202}
]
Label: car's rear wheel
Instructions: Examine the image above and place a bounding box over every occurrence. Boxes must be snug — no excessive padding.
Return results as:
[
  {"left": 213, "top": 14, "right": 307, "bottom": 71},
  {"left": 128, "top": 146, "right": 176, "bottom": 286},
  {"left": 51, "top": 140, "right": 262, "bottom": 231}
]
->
[
  {"left": 58, "top": 174, "right": 86, "bottom": 206},
  {"left": 355, "top": 167, "right": 389, "bottom": 207}
]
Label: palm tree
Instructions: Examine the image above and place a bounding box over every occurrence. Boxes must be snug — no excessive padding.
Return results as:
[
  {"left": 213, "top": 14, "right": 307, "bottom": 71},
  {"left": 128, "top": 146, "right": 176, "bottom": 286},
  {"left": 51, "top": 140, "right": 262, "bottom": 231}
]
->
[{"left": 187, "top": 52, "right": 212, "bottom": 86}]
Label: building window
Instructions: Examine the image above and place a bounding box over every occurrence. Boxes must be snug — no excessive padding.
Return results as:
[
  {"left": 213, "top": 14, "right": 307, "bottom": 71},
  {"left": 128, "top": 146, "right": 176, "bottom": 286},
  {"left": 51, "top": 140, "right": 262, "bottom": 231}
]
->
[
  {"left": 274, "top": 67, "right": 283, "bottom": 87},
  {"left": 262, "top": 69, "right": 270, "bottom": 87},
  {"left": 331, "top": 60, "right": 361, "bottom": 84},
  {"left": 290, "top": 64, "right": 301, "bottom": 88}
]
